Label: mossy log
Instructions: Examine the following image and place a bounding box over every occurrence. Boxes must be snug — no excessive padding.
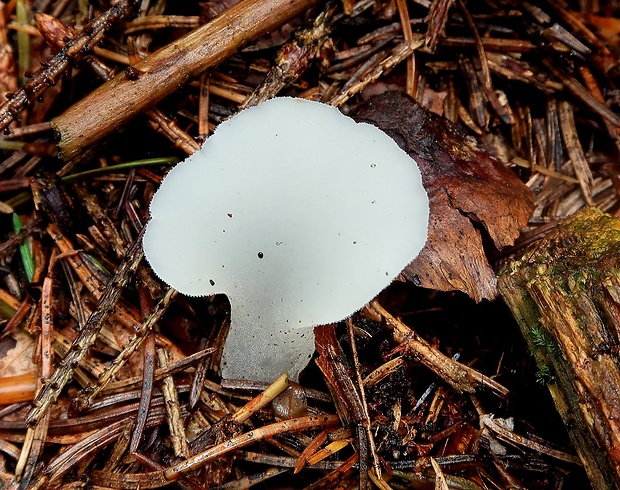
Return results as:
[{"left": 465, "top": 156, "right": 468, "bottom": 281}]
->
[{"left": 498, "top": 207, "right": 620, "bottom": 490}]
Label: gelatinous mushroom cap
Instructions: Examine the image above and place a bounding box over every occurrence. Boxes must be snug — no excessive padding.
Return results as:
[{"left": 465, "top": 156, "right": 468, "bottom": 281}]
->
[{"left": 143, "top": 97, "right": 429, "bottom": 382}]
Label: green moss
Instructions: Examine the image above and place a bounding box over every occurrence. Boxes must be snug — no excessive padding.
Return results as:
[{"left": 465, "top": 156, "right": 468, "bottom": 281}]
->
[
  {"left": 563, "top": 208, "right": 620, "bottom": 262},
  {"left": 535, "top": 365, "right": 556, "bottom": 384},
  {"left": 530, "top": 326, "right": 562, "bottom": 357}
]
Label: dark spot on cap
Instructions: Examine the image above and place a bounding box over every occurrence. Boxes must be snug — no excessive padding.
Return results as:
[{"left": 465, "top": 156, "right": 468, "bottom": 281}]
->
[
  {"left": 258, "top": 252, "right": 264, "bottom": 258},
  {"left": 209, "top": 279, "right": 215, "bottom": 286}
]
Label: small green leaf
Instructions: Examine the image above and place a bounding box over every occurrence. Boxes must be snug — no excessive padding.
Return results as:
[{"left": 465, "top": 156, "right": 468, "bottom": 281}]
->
[{"left": 12, "top": 213, "right": 34, "bottom": 283}]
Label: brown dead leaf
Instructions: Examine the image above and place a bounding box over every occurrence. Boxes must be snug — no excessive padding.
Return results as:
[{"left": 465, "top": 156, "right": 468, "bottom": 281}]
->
[
  {"left": 352, "top": 91, "right": 534, "bottom": 301},
  {"left": 0, "top": 330, "right": 36, "bottom": 377}
]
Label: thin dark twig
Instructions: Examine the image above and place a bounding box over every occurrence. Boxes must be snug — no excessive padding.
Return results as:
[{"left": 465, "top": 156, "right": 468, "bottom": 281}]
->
[{"left": 25, "top": 225, "right": 146, "bottom": 427}]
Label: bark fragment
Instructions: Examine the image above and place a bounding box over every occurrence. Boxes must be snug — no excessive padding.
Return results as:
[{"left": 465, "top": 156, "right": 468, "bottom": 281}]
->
[
  {"left": 499, "top": 207, "right": 620, "bottom": 490},
  {"left": 353, "top": 91, "right": 535, "bottom": 301}
]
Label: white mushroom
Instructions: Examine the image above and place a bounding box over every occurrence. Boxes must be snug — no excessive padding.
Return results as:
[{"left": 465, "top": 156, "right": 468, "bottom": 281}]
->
[{"left": 143, "top": 97, "right": 429, "bottom": 382}]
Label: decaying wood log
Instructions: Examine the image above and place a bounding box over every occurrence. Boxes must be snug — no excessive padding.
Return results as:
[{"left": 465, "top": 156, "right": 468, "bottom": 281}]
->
[{"left": 499, "top": 207, "right": 620, "bottom": 490}]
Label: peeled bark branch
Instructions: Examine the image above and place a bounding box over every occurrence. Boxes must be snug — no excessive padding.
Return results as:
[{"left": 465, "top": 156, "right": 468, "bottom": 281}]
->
[{"left": 52, "top": 0, "right": 320, "bottom": 161}]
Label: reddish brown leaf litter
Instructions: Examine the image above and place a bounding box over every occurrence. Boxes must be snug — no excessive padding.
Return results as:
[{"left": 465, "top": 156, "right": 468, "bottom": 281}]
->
[{"left": 0, "top": 0, "right": 618, "bottom": 488}]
